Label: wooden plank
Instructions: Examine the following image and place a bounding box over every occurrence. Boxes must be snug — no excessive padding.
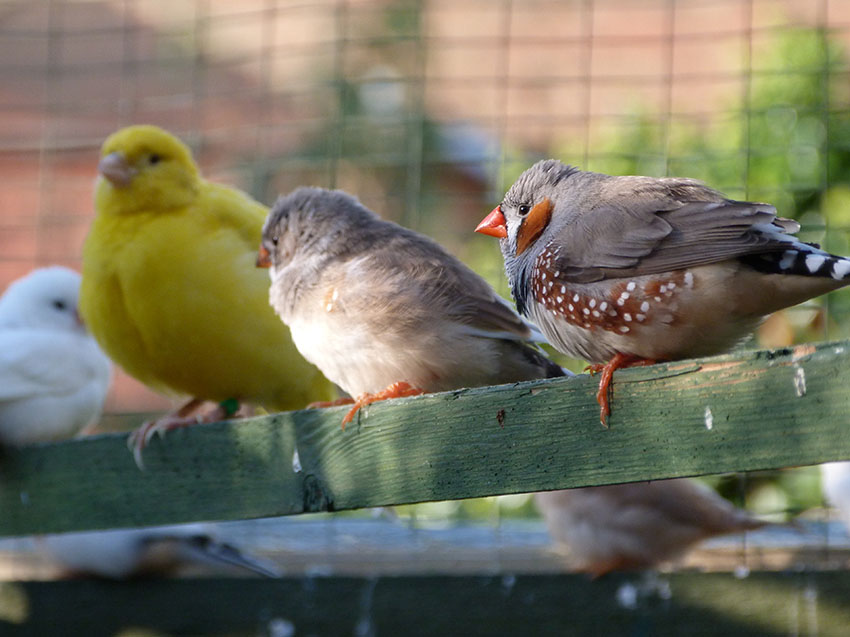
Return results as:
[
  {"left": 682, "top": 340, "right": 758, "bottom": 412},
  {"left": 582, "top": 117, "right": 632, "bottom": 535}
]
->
[
  {"left": 1, "top": 571, "right": 849, "bottom": 636},
  {"left": 1, "top": 340, "right": 850, "bottom": 537}
]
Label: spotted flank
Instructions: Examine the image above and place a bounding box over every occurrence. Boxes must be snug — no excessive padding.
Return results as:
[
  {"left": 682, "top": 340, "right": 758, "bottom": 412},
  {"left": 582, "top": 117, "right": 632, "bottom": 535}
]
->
[
  {"left": 531, "top": 251, "right": 694, "bottom": 335},
  {"left": 742, "top": 246, "right": 850, "bottom": 281}
]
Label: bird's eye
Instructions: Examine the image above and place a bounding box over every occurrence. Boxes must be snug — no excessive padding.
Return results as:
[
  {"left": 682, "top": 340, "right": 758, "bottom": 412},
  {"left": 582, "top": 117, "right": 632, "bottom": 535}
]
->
[
  {"left": 518, "top": 205, "right": 531, "bottom": 216},
  {"left": 149, "top": 154, "right": 161, "bottom": 165},
  {"left": 272, "top": 235, "right": 279, "bottom": 246},
  {"left": 52, "top": 300, "right": 66, "bottom": 311}
]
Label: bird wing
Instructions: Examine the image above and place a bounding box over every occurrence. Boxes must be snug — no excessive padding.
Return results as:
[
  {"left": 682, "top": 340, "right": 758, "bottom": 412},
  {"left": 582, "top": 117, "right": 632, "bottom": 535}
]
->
[
  {"left": 0, "top": 331, "right": 93, "bottom": 401},
  {"left": 372, "top": 229, "right": 537, "bottom": 343},
  {"left": 548, "top": 180, "right": 799, "bottom": 283}
]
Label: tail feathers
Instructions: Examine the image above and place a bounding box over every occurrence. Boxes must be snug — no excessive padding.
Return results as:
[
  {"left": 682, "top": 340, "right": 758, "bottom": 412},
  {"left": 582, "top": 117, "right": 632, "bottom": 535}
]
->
[{"left": 742, "top": 244, "right": 850, "bottom": 281}]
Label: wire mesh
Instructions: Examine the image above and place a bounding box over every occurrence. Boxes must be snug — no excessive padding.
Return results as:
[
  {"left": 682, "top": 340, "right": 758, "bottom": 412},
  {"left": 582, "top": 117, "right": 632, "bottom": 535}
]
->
[{"left": 1, "top": 0, "right": 850, "bottom": 581}]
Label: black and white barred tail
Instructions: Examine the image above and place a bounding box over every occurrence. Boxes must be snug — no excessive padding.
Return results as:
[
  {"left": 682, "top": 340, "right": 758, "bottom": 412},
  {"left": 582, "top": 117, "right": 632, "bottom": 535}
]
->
[{"left": 743, "top": 244, "right": 850, "bottom": 281}]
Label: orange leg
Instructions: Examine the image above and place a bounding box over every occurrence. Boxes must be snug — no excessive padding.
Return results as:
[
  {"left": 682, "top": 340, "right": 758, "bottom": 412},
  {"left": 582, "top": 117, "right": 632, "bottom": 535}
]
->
[
  {"left": 308, "top": 396, "right": 356, "bottom": 409},
  {"left": 341, "top": 381, "right": 425, "bottom": 429},
  {"left": 588, "top": 353, "right": 656, "bottom": 428},
  {"left": 128, "top": 398, "right": 240, "bottom": 470}
]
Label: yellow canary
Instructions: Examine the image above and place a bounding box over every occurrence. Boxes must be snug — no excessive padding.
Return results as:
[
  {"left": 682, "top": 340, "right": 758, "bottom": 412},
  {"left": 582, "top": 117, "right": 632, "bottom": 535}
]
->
[{"left": 80, "top": 125, "right": 334, "bottom": 438}]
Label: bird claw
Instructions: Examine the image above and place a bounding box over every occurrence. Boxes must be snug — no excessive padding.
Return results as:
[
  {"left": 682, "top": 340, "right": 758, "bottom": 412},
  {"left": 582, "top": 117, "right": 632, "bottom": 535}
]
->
[
  {"left": 127, "top": 418, "right": 184, "bottom": 471},
  {"left": 127, "top": 399, "right": 231, "bottom": 471},
  {"left": 592, "top": 354, "right": 657, "bottom": 428},
  {"left": 308, "top": 397, "right": 356, "bottom": 409},
  {"left": 340, "top": 381, "right": 424, "bottom": 430}
]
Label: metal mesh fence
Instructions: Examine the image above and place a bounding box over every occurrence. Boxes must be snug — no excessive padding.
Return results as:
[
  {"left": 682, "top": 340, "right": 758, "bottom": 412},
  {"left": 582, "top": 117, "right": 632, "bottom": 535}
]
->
[{"left": 1, "top": 0, "right": 849, "bottom": 538}]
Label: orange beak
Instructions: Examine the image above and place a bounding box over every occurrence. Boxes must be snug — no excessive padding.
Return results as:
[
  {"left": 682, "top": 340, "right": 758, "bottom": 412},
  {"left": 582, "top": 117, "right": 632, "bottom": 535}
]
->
[
  {"left": 475, "top": 206, "right": 508, "bottom": 238},
  {"left": 256, "top": 244, "right": 272, "bottom": 268}
]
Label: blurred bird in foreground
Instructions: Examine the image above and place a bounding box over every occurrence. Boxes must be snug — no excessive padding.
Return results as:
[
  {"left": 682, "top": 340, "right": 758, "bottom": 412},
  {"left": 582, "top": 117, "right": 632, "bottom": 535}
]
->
[
  {"left": 258, "top": 186, "right": 567, "bottom": 426},
  {"left": 80, "top": 125, "right": 334, "bottom": 467},
  {"left": 41, "top": 523, "right": 280, "bottom": 579},
  {"left": 0, "top": 267, "right": 111, "bottom": 445},
  {"left": 534, "top": 480, "right": 766, "bottom": 577}
]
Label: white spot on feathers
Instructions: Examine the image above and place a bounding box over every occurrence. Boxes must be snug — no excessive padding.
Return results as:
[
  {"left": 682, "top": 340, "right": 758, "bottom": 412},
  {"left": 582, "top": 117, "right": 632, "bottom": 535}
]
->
[
  {"left": 805, "top": 254, "right": 826, "bottom": 273},
  {"left": 640, "top": 301, "right": 650, "bottom": 312},
  {"left": 626, "top": 281, "right": 636, "bottom": 291},
  {"left": 704, "top": 406, "right": 713, "bottom": 430},
  {"left": 832, "top": 259, "right": 850, "bottom": 279},
  {"left": 779, "top": 250, "right": 797, "bottom": 270}
]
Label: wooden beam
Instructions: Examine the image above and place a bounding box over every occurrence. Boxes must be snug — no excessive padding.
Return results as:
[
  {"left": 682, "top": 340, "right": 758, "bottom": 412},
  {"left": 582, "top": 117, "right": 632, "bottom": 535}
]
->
[
  {"left": 1, "top": 341, "right": 850, "bottom": 537},
  {"left": 2, "top": 572, "right": 849, "bottom": 636}
]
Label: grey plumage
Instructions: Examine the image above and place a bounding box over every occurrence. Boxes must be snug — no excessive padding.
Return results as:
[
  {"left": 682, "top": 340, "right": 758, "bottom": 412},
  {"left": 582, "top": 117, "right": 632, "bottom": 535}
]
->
[
  {"left": 490, "top": 159, "right": 850, "bottom": 363},
  {"left": 261, "top": 186, "right": 565, "bottom": 401}
]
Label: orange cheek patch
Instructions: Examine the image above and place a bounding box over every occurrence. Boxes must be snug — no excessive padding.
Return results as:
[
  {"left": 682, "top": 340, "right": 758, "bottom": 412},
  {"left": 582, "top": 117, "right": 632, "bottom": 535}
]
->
[{"left": 516, "top": 198, "right": 553, "bottom": 256}]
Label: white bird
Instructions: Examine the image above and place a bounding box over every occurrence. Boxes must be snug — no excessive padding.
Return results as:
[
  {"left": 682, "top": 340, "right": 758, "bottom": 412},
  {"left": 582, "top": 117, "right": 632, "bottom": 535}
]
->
[
  {"left": 821, "top": 462, "right": 850, "bottom": 530},
  {"left": 0, "top": 267, "right": 112, "bottom": 445},
  {"left": 40, "top": 523, "right": 281, "bottom": 579}
]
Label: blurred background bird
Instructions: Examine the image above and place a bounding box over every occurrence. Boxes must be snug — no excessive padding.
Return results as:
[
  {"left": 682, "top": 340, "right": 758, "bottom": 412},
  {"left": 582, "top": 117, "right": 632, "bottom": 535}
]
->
[
  {"left": 79, "top": 125, "right": 335, "bottom": 466},
  {"left": 0, "top": 266, "right": 111, "bottom": 445},
  {"left": 40, "top": 523, "right": 280, "bottom": 580},
  {"left": 258, "top": 186, "right": 567, "bottom": 425},
  {"left": 534, "top": 480, "right": 766, "bottom": 577}
]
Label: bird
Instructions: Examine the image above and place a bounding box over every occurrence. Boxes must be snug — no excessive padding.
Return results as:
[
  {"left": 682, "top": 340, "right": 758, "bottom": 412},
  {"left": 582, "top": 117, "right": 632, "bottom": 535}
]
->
[
  {"left": 79, "top": 125, "right": 335, "bottom": 467},
  {"left": 40, "top": 523, "right": 280, "bottom": 579},
  {"left": 257, "top": 186, "right": 567, "bottom": 426},
  {"left": 0, "top": 267, "right": 112, "bottom": 445},
  {"left": 534, "top": 479, "right": 766, "bottom": 577},
  {"left": 821, "top": 462, "right": 850, "bottom": 531},
  {"left": 476, "top": 159, "right": 850, "bottom": 424}
]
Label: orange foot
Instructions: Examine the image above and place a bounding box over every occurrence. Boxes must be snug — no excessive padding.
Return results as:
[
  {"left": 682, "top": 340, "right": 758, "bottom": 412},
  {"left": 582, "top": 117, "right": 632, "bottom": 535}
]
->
[
  {"left": 586, "top": 353, "right": 656, "bottom": 428},
  {"left": 341, "top": 381, "right": 425, "bottom": 429},
  {"left": 308, "top": 396, "right": 356, "bottom": 409},
  {"left": 127, "top": 397, "right": 240, "bottom": 470}
]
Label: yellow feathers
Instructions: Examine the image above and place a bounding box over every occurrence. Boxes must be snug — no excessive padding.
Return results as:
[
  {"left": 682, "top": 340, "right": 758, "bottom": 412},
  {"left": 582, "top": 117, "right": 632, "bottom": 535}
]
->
[{"left": 80, "top": 125, "right": 334, "bottom": 412}]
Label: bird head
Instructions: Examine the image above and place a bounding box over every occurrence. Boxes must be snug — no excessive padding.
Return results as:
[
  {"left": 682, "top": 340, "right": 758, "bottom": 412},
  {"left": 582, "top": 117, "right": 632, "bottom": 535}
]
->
[
  {"left": 0, "top": 266, "right": 88, "bottom": 333},
  {"left": 476, "top": 159, "right": 579, "bottom": 313},
  {"left": 260, "top": 186, "right": 379, "bottom": 275},
  {"left": 95, "top": 125, "right": 201, "bottom": 214}
]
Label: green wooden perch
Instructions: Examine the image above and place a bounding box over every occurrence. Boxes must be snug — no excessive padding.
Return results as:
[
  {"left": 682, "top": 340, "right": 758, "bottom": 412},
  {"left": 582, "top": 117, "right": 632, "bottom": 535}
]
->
[{"left": 1, "top": 340, "right": 850, "bottom": 538}]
